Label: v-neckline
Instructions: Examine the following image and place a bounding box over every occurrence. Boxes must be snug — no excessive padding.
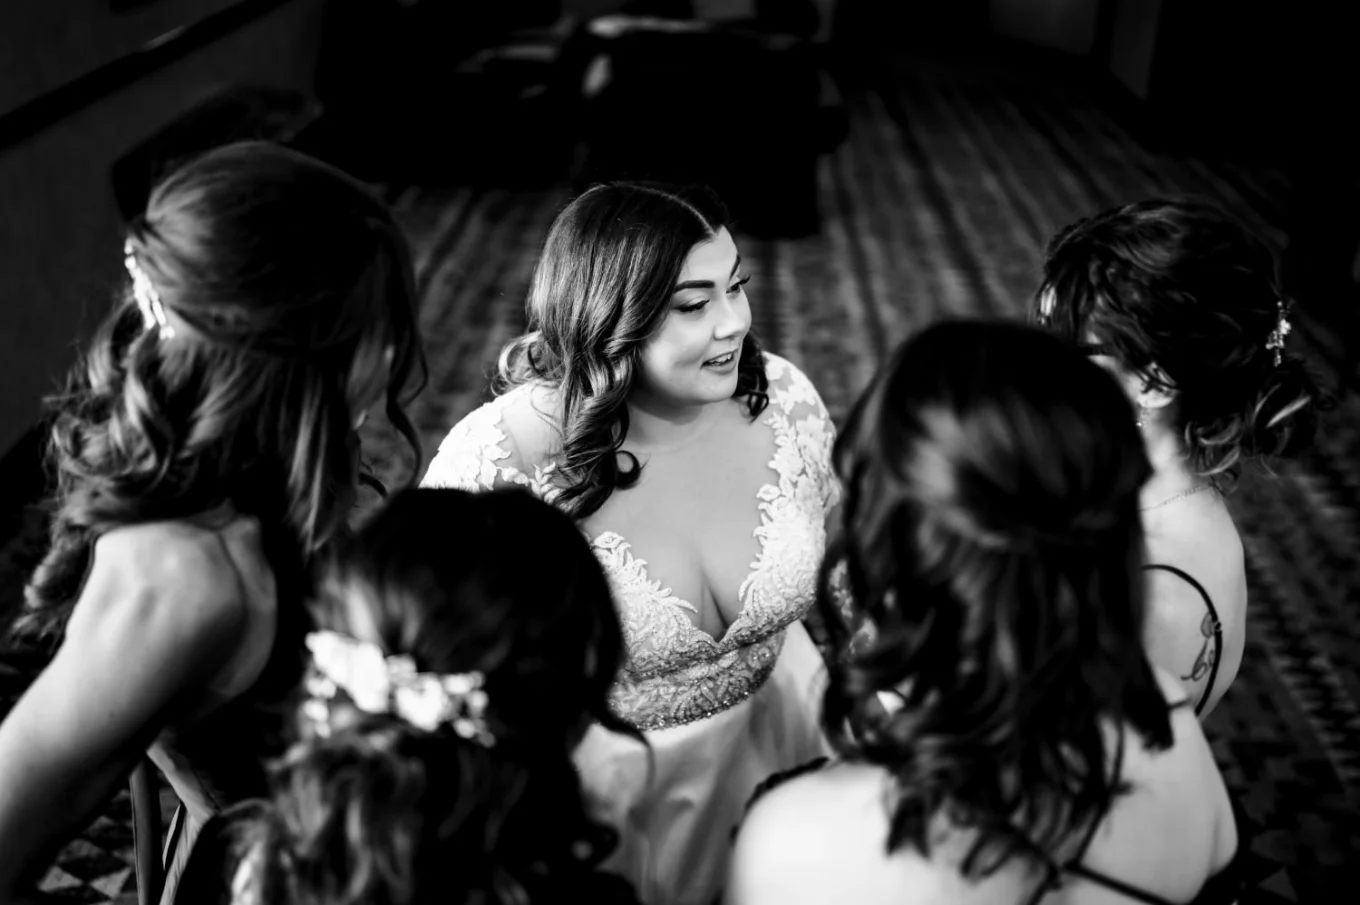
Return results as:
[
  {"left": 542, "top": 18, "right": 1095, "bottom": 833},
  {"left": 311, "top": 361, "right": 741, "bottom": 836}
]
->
[
  {"left": 587, "top": 404, "right": 783, "bottom": 647},
  {"left": 589, "top": 489, "right": 772, "bottom": 649}
]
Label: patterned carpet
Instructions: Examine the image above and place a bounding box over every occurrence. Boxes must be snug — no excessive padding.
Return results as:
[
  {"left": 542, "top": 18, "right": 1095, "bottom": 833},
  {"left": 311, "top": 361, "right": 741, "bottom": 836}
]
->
[{"left": 4, "top": 43, "right": 1359, "bottom": 903}]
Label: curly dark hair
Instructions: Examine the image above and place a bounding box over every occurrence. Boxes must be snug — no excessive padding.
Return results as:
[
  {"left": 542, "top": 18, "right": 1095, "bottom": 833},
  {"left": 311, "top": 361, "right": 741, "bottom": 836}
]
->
[
  {"left": 816, "top": 319, "right": 1174, "bottom": 880},
  {"left": 233, "top": 488, "right": 642, "bottom": 905},
  {"left": 495, "top": 181, "right": 768, "bottom": 519},
  {"left": 1034, "top": 196, "right": 1327, "bottom": 485},
  {"left": 16, "top": 141, "right": 426, "bottom": 648}
]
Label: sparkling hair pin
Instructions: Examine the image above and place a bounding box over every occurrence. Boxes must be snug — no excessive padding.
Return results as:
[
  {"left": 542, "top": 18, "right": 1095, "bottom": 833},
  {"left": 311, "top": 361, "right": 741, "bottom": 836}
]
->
[
  {"left": 1265, "top": 299, "right": 1292, "bottom": 367},
  {"left": 1036, "top": 288, "right": 1056, "bottom": 326},
  {"left": 123, "top": 240, "right": 175, "bottom": 339},
  {"left": 302, "top": 630, "right": 494, "bottom": 746}
]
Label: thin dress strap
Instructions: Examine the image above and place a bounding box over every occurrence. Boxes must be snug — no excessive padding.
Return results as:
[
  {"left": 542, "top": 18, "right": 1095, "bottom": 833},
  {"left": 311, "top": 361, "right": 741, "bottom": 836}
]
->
[
  {"left": 1014, "top": 816, "right": 1182, "bottom": 905},
  {"left": 1054, "top": 794, "right": 1180, "bottom": 905},
  {"left": 1063, "top": 863, "right": 1179, "bottom": 905},
  {"left": 1142, "top": 564, "right": 1223, "bottom": 716},
  {"left": 1060, "top": 736, "right": 1172, "bottom": 905}
]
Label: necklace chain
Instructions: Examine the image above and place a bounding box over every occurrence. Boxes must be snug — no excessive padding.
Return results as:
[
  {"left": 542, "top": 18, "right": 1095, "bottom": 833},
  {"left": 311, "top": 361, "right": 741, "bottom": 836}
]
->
[{"left": 1141, "top": 483, "right": 1212, "bottom": 512}]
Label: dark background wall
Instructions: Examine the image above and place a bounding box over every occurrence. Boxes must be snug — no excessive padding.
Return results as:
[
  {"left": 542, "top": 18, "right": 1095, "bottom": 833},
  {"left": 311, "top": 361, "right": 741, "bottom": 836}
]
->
[
  {"left": 0, "top": 0, "right": 1351, "bottom": 456},
  {"left": 0, "top": 0, "right": 325, "bottom": 454}
]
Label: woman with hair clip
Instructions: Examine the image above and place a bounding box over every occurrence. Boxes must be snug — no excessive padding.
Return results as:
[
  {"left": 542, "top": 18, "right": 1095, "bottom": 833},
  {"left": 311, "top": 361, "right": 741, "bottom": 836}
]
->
[
  {"left": 421, "top": 182, "right": 838, "bottom": 905},
  {"left": 729, "top": 320, "right": 1241, "bottom": 905},
  {"left": 1034, "top": 197, "right": 1327, "bottom": 718},
  {"left": 181, "top": 487, "right": 642, "bottom": 905},
  {"left": 0, "top": 141, "right": 425, "bottom": 903}
]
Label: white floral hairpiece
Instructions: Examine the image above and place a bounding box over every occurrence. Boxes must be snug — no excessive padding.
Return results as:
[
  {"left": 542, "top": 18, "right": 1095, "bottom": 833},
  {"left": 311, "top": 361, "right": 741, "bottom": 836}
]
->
[
  {"left": 123, "top": 240, "right": 175, "bottom": 340},
  {"left": 1265, "top": 299, "right": 1292, "bottom": 367},
  {"left": 302, "top": 630, "right": 494, "bottom": 746}
]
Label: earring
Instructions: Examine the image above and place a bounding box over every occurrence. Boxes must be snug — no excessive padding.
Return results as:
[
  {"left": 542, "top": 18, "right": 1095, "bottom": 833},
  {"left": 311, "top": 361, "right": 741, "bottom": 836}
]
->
[{"left": 1135, "top": 405, "right": 1147, "bottom": 428}]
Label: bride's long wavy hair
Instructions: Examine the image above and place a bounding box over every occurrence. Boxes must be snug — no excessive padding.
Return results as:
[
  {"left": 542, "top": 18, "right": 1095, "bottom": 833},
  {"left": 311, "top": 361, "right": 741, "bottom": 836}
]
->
[
  {"left": 816, "top": 320, "right": 1173, "bottom": 879},
  {"left": 495, "top": 182, "right": 768, "bottom": 520},
  {"left": 16, "top": 141, "right": 426, "bottom": 657}
]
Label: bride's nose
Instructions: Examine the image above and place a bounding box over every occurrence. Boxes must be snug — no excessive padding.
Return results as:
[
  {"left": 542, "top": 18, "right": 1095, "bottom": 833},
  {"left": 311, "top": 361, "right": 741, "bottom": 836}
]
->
[{"left": 712, "top": 296, "right": 748, "bottom": 340}]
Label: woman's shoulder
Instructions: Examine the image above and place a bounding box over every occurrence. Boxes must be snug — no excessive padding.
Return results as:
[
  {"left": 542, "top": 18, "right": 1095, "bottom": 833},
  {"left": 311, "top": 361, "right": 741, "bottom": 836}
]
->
[
  {"left": 496, "top": 381, "right": 564, "bottom": 463},
  {"left": 423, "top": 382, "right": 564, "bottom": 491},
  {"left": 731, "top": 759, "right": 931, "bottom": 905},
  {"left": 1126, "top": 666, "right": 1223, "bottom": 779},
  {"left": 744, "top": 757, "right": 879, "bottom": 816},
  {"left": 744, "top": 755, "right": 834, "bottom": 812},
  {"left": 1059, "top": 748, "right": 1232, "bottom": 905},
  {"left": 761, "top": 351, "right": 812, "bottom": 390},
  {"left": 1144, "top": 493, "right": 1244, "bottom": 596},
  {"left": 1107, "top": 666, "right": 1238, "bottom": 867},
  {"left": 67, "top": 514, "right": 263, "bottom": 662},
  {"left": 760, "top": 352, "right": 832, "bottom": 416},
  {"left": 94, "top": 513, "right": 262, "bottom": 599}
]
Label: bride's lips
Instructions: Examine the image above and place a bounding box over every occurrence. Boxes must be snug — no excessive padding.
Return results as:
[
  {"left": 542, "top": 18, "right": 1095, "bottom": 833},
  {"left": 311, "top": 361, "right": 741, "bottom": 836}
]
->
[{"left": 702, "top": 350, "right": 738, "bottom": 371}]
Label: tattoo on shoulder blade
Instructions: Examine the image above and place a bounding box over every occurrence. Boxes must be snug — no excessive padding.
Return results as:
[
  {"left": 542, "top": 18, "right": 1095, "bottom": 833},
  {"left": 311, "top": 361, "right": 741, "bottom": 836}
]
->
[{"left": 1181, "top": 611, "right": 1219, "bottom": 683}]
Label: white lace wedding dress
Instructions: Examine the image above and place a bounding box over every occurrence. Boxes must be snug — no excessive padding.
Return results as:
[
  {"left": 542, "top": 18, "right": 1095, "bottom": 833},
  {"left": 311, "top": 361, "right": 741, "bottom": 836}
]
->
[{"left": 421, "top": 354, "right": 837, "bottom": 905}]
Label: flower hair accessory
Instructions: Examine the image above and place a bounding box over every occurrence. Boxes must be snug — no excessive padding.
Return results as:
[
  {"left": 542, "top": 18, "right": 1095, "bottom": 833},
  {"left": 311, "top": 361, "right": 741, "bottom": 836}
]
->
[
  {"left": 302, "top": 630, "right": 494, "bottom": 746},
  {"left": 1265, "top": 299, "right": 1292, "bottom": 367},
  {"left": 123, "top": 240, "right": 175, "bottom": 340}
]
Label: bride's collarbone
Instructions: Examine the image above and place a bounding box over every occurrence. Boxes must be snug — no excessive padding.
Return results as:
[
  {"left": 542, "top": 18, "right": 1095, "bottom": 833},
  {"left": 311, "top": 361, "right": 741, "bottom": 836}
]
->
[
  {"left": 585, "top": 479, "right": 769, "bottom": 635},
  {"left": 599, "top": 442, "right": 773, "bottom": 541},
  {"left": 582, "top": 414, "right": 789, "bottom": 631}
]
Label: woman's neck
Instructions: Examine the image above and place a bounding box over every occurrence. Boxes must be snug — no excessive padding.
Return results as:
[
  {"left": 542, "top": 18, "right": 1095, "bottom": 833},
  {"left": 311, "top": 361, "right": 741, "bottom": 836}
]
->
[
  {"left": 624, "top": 394, "right": 728, "bottom": 454},
  {"left": 1139, "top": 419, "right": 1204, "bottom": 511}
]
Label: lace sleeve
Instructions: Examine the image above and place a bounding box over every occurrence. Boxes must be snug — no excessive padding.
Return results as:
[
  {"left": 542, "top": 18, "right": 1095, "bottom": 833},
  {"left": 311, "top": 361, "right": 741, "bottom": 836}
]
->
[
  {"left": 420, "top": 395, "right": 561, "bottom": 502},
  {"left": 764, "top": 358, "right": 877, "bottom": 656},
  {"left": 762, "top": 353, "right": 841, "bottom": 521}
]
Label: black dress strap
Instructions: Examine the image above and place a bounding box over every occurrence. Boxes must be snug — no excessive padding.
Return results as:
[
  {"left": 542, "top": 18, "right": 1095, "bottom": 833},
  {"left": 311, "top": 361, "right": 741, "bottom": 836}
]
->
[
  {"left": 1062, "top": 863, "right": 1179, "bottom": 905},
  {"left": 1143, "top": 564, "right": 1223, "bottom": 716},
  {"left": 1015, "top": 811, "right": 1111, "bottom": 905},
  {"left": 1052, "top": 798, "right": 1176, "bottom": 905},
  {"left": 731, "top": 756, "right": 832, "bottom": 844},
  {"left": 1052, "top": 741, "right": 1176, "bottom": 905}
]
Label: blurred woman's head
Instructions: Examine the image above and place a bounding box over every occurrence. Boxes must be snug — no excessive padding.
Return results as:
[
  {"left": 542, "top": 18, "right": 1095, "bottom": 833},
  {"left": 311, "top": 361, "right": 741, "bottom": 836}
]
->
[
  {"left": 818, "top": 319, "right": 1171, "bottom": 878},
  {"left": 240, "top": 487, "right": 637, "bottom": 905},
  {"left": 1034, "top": 197, "right": 1323, "bottom": 483},
  {"left": 24, "top": 140, "right": 426, "bottom": 639}
]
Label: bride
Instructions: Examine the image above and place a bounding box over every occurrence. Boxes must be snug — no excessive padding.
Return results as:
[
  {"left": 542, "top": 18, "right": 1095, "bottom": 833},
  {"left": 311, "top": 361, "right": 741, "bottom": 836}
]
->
[{"left": 421, "top": 181, "right": 837, "bottom": 905}]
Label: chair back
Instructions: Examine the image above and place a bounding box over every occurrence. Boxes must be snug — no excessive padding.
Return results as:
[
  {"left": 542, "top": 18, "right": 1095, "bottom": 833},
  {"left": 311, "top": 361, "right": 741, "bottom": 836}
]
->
[{"left": 130, "top": 758, "right": 164, "bottom": 905}]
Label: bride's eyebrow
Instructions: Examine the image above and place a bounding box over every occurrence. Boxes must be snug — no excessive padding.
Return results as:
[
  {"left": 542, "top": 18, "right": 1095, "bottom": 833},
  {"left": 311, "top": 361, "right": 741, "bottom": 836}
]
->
[{"left": 671, "top": 255, "right": 742, "bottom": 294}]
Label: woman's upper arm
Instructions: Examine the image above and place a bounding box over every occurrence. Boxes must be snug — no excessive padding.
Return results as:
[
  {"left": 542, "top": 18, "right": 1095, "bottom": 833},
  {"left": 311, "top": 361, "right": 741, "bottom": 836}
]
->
[
  {"left": 421, "top": 399, "right": 535, "bottom": 491},
  {"left": 1143, "top": 570, "right": 1218, "bottom": 712},
  {"left": 764, "top": 354, "right": 841, "bottom": 511},
  {"left": 0, "top": 529, "right": 246, "bottom": 891},
  {"left": 421, "top": 394, "right": 562, "bottom": 501}
]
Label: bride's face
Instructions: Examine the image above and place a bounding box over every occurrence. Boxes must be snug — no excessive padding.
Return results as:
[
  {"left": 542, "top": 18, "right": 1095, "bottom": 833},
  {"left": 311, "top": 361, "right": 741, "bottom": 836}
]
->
[{"left": 634, "top": 227, "right": 751, "bottom": 409}]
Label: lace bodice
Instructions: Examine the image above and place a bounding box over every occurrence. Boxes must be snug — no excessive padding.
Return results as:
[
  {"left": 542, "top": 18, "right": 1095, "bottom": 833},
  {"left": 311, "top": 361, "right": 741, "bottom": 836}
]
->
[{"left": 421, "top": 354, "right": 839, "bottom": 730}]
